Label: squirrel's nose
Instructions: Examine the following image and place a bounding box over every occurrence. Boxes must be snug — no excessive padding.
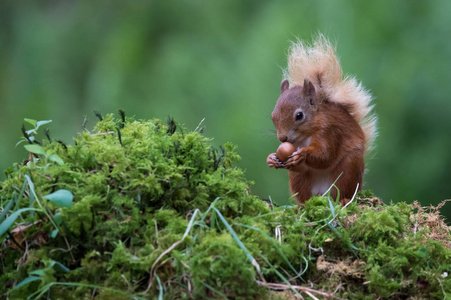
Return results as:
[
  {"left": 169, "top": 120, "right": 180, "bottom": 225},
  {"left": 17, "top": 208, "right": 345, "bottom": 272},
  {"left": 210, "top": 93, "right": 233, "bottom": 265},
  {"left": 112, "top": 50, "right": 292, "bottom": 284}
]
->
[{"left": 278, "top": 136, "right": 288, "bottom": 143}]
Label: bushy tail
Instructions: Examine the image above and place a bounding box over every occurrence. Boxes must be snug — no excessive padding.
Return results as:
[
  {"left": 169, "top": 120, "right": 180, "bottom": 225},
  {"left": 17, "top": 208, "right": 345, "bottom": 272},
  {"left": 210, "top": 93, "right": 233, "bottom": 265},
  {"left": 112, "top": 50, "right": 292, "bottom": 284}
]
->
[{"left": 283, "top": 35, "right": 377, "bottom": 153}]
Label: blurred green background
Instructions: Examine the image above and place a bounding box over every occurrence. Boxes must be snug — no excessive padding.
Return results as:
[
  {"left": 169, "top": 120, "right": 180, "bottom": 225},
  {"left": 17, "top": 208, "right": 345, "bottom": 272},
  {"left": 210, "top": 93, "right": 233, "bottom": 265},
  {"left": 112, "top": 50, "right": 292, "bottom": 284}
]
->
[{"left": 1, "top": 1, "right": 450, "bottom": 221}]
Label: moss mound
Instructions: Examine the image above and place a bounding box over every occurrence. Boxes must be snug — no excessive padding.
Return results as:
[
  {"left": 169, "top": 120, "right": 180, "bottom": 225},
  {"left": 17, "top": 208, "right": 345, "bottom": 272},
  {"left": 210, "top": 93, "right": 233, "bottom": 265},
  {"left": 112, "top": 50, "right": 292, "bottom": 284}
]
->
[{"left": 1, "top": 114, "right": 450, "bottom": 299}]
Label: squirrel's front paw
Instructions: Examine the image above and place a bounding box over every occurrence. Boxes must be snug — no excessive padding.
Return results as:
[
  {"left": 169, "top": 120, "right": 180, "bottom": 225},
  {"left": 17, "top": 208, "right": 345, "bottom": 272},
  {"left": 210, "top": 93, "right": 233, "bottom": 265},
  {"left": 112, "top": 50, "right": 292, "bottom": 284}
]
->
[
  {"left": 284, "top": 148, "right": 304, "bottom": 170},
  {"left": 267, "top": 153, "right": 284, "bottom": 169}
]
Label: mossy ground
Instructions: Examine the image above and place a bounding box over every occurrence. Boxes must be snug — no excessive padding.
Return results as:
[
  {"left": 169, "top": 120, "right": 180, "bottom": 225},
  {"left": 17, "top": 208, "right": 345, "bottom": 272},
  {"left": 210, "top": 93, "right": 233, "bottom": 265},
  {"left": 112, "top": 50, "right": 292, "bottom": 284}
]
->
[{"left": 1, "top": 113, "right": 450, "bottom": 299}]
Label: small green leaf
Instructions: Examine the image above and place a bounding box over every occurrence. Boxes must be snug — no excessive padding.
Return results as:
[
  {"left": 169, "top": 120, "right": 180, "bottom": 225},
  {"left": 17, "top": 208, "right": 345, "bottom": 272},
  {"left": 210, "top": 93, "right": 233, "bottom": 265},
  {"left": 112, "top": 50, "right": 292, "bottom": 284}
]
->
[
  {"left": 418, "top": 248, "right": 428, "bottom": 258},
  {"left": 51, "top": 228, "right": 59, "bottom": 238},
  {"left": 14, "top": 276, "right": 41, "bottom": 289},
  {"left": 26, "top": 129, "right": 37, "bottom": 135},
  {"left": 0, "top": 208, "right": 39, "bottom": 237},
  {"left": 36, "top": 120, "right": 52, "bottom": 128},
  {"left": 24, "top": 144, "right": 46, "bottom": 156},
  {"left": 54, "top": 212, "right": 62, "bottom": 225},
  {"left": 24, "top": 118, "right": 37, "bottom": 127},
  {"left": 48, "top": 153, "right": 64, "bottom": 165},
  {"left": 43, "top": 190, "right": 73, "bottom": 207}
]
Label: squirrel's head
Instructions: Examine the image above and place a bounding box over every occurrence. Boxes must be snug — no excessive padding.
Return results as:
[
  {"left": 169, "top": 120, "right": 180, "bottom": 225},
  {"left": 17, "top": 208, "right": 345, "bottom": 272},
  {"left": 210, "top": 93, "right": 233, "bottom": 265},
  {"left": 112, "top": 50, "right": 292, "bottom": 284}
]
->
[{"left": 271, "top": 79, "right": 320, "bottom": 148}]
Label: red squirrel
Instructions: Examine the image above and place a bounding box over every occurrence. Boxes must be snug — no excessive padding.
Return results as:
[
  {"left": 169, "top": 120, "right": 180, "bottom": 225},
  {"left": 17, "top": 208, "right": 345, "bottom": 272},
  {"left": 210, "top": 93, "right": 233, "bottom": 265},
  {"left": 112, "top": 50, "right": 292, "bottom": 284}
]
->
[{"left": 267, "top": 36, "right": 377, "bottom": 203}]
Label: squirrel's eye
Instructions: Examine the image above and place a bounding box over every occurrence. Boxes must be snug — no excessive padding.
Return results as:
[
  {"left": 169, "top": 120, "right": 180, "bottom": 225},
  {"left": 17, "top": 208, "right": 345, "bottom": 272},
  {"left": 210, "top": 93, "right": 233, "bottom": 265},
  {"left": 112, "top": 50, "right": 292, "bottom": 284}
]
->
[{"left": 295, "top": 112, "right": 304, "bottom": 121}]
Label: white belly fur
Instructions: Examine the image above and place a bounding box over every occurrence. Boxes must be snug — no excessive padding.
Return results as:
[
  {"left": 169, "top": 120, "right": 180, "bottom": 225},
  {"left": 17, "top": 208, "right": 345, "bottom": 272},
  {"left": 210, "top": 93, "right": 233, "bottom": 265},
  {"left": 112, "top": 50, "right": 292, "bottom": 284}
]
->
[{"left": 311, "top": 170, "right": 332, "bottom": 196}]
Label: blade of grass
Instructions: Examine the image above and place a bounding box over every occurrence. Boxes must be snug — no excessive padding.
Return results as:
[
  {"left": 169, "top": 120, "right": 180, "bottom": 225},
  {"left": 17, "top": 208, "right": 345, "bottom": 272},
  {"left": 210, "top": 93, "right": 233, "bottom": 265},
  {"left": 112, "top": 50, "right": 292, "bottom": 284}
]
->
[
  {"left": 268, "top": 195, "right": 274, "bottom": 211},
  {"left": 15, "top": 181, "right": 28, "bottom": 210},
  {"left": 0, "top": 181, "right": 28, "bottom": 223},
  {"left": 145, "top": 209, "right": 200, "bottom": 293},
  {"left": 213, "top": 208, "right": 264, "bottom": 280},
  {"left": 0, "top": 199, "right": 14, "bottom": 223},
  {"left": 328, "top": 198, "right": 336, "bottom": 219},
  {"left": 194, "top": 118, "right": 205, "bottom": 132},
  {"left": 250, "top": 204, "right": 299, "bottom": 221},
  {"left": 342, "top": 183, "right": 359, "bottom": 209},
  {"left": 200, "top": 197, "right": 221, "bottom": 222},
  {"left": 201, "top": 281, "right": 227, "bottom": 298},
  {"left": 335, "top": 186, "right": 340, "bottom": 203},
  {"left": 23, "top": 175, "right": 75, "bottom": 261},
  {"left": 210, "top": 208, "right": 216, "bottom": 229},
  {"left": 236, "top": 223, "right": 306, "bottom": 281},
  {"left": 24, "top": 175, "right": 37, "bottom": 214},
  {"left": 322, "top": 172, "right": 342, "bottom": 197},
  {"left": 0, "top": 208, "right": 40, "bottom": 237},
  {"left": 12, "top": 276, "right": 41, "bottom": 290},
  {"left": 255, "top": 254, "right": 303, "bottom": 298},
  {"left": 155, "top": 274, "right": 163, "bottom": 300},
  {"left": 26, "top": 282, "right": 148, "bottom": 300}
]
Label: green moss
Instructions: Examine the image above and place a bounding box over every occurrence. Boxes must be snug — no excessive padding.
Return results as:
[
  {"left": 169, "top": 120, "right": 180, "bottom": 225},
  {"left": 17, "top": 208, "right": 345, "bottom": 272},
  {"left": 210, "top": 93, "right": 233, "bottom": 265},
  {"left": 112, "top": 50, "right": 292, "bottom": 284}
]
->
[
  {"left": 189, "top": 231, "right": 260, "bottom": 299},
  {"left": 350, "top": 203, "right": 411, "bottom": 247},
  {"left": 1, "top": 114, "right": 450, "bottom": 299}
]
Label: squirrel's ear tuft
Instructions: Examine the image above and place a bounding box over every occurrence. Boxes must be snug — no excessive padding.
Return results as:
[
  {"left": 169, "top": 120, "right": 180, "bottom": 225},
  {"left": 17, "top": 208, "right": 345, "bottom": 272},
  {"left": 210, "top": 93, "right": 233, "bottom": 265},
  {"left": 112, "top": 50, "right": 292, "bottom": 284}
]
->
[
  {"left": 281, "top": 79, "right": 290, "bottom": 94},
  {"left": 302, "top": 79, "right": 315, "bottom": 97}
]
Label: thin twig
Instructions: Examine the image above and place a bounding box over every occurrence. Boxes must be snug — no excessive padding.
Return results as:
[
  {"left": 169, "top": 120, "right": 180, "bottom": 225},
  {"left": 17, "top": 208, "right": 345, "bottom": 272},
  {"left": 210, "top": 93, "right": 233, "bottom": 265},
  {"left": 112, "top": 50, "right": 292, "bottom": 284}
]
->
[
  {"left": 255, "top": 280, "right": 345, "bottom": 300},
  {"left": 342, "top": 183, "right": 359, "bottom": 209},
  {"left": 90, "top": 131, "right": 115, "bottom": 136},
  {"left": 49, "top": 245, "right": 77, "bottom": 253},
  {"left": 144, "top": 210, "right": 199, "bottom": 294},
  {"left": 194, "top": 118, "right": 205, "bottom": 132},
  {"left": 305, "top": 291, "right": 320, "bottom": 300}
]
